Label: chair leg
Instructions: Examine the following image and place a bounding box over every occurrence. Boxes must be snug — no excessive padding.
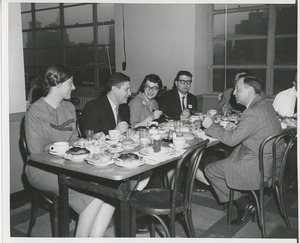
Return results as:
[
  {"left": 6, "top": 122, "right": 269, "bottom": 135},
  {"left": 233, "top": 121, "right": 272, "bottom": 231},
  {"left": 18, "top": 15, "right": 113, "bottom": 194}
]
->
[
  {"left": 185, "top": 211, "right": 196, "bottom": 237},
  {"left": 130, "top": 207, "right": 137, "bottom": 237},
  {"left": 151, "top": 214, "right": 170, "bottom": 237},
  {"left": 27, "top": 190, "right": 39, "bottom": 237},
  {"left": 227, "top": 189, "right": 234, "bottom": 225},
  {"left": 275, "top": 185, "right": 291, "bottom": 229},
  {"left": 150, "top": 217, "right": 155, "bottom": 237},
  {"left": 50, "top": 195, "right": 59, "bottom": 237}
]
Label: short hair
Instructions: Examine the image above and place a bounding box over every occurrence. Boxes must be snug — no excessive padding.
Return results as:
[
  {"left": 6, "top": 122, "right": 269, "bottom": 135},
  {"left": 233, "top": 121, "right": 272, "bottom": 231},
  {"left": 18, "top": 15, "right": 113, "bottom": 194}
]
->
[
  {"left": 44, "top": 64, "right": 74, "bottom": 94},
  {"left": 139, "top": 74, "right": 163, "bottom": 93},
  {"left": 107, "top": 72, "right": 130, "bottom": 91},
  {"left": 174, "top": 70, "right": 193, "bottom": 81},
  {"left": 240, "top": 75, "right": 262, "bottom": 94}
]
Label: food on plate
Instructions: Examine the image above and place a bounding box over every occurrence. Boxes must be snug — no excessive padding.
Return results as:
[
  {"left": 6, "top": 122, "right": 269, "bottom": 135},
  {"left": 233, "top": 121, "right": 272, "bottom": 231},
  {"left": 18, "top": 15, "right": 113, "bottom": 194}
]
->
[
  {"left": 66, "top": 147, "right": 90, "bottom": 155},
  {"left": 87, "top": 150, "right": 114, "bottom": 163},
  {"left": 182, "top": 132, "right": 195, "bottom": 140},
  {"left": 121, "top": 138, "right": 135, "bottom": 146},
  {"left": 117, "top": 153, "right": 140, "bottom": 164}
]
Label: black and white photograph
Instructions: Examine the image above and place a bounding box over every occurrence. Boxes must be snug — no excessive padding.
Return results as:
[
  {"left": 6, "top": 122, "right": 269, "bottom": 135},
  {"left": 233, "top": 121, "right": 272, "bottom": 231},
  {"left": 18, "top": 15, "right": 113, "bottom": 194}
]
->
[{"left": 2, "top": 0, "right": 298, "bottom": 241}]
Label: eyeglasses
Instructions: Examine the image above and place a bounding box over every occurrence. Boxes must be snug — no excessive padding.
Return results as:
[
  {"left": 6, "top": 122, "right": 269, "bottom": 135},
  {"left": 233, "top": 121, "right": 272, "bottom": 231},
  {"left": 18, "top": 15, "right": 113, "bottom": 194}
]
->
[
  {"left": 144, "top": 84, "right": 159, "bottom": 91},
  {"left": 178, "top": 80, "right": 192, "bottom": 85}
]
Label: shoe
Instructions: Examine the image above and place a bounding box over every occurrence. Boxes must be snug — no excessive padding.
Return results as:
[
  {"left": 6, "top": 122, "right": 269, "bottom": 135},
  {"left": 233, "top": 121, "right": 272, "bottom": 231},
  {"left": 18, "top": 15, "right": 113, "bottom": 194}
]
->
[
  {"left": 231, "top": 201, "right": 256, "bottom": 225},
  {"left": 136, "top": 223, "right": 149, "bottom": 234},
  {"left": 287, "top": 180, "right": 297, "bottom": 194},
  {"left": 194, "top": 181, "right": 207, "bottom": 192}
]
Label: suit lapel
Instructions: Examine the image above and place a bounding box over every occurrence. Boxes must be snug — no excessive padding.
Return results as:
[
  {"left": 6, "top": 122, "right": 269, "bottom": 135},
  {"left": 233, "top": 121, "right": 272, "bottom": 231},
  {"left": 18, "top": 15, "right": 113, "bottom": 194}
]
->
[
  {"left": 104, "top": 95, "right": 117, "bottom": 127},
  {"left": 173, "top": 89, "right": 182, "bottom": 112}
]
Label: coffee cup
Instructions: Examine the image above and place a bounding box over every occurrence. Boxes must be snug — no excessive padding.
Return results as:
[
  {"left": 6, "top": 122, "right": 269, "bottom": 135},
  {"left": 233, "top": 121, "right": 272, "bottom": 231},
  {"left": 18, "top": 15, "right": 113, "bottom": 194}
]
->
[
  {"left": 173, "top": 137, "right": 186, "bottom": 149},
  {"left": 108, "top": 130, "right": 121, "bottom": 140},
  {"left": 50, "top": 142, "right": 69, "bottom": 154}
]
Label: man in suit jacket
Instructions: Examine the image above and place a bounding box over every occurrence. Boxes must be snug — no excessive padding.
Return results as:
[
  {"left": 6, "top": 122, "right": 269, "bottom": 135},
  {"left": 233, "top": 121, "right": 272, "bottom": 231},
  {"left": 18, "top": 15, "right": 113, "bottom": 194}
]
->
[
  {"left": 80, "top": 72, "right": 131, "bottom": 137},
  {"left": 158, "top": 70, "right": 197, "bottom": 120},
  {"left": 202, "top": 75, "right": 283, "bottom": 225}
]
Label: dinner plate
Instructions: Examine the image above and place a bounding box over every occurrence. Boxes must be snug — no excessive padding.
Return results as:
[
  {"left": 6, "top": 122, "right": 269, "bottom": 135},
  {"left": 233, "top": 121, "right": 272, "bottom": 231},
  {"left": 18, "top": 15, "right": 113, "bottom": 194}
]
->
[
  {"left": 49, "top": 150, "right": 66, "bottom": 156},
  {"left": 114, "top": 159, "right": 145, "bottom": 168},
  {"left": 110, "top": 146, "right": 124, "bottom": 153},
  {"left": 169, "top": 144, "right": 189, "bottom": 149},
  {"left": 122, "top": 143, "right": 140, "bottom": 150},
  {"left": 63, "top": 154, "right": 88, "bottom": 163},
  {"left": 85, "top": 158, "right": 115, "bottom": 167},
  {"left": 139, "top": 147, "right": 176, "bottom": 157}
]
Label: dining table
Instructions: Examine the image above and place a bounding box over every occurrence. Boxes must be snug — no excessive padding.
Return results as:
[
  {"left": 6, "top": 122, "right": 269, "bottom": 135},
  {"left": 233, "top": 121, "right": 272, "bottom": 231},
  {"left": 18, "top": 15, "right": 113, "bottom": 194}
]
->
[{"left": 29, "top": 125, "right": 220, "bottom": 237}]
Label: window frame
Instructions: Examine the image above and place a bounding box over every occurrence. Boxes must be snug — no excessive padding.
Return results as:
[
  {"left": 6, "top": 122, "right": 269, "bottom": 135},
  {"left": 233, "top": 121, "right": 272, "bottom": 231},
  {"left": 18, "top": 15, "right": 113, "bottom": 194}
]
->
[
  {"left": 209, "top": 4, "right": 297, "bottom": 96},
  {"left": 21, "top": 3, "right": 115, "bottom": 90}
]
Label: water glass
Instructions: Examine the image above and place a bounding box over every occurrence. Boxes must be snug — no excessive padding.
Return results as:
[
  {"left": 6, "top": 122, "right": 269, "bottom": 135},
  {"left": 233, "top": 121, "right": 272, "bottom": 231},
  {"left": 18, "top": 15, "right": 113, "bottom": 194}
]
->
[
  {"left": 85, "top": 130, "right": 94, "bottom": 141},
  {"left": 139, "top": 129, "right": 150, "bottom": 145},
  {"left": 174, "top": 121, "right": 182, "bottom": 135},
  {"left": 152, "top": 135, "right": 162, "bottom": 153}
]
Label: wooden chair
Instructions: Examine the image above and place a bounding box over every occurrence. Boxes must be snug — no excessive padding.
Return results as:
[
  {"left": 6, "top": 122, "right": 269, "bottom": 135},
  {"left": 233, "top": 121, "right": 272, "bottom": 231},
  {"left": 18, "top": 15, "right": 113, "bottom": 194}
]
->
[
  {"left": 227, "top": 127, "right": 297, "bottom": 237},
  {"left": 130, "top": 139, "right": 209, "bottom": 237},
  {"left": 21, "top": 128, "right": 60, "bottom": 237}
]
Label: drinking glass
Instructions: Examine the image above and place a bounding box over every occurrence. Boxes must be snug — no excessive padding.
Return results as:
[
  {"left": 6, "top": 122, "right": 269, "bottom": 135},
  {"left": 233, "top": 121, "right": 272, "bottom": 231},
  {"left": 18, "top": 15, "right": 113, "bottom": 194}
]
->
[
  {"left": 139, "top": 129, "right": 150, "bottom": 145},
  {"left": 152, "top": 135, "right": 162, "bottom": 153},
  {"left": 85, "top": 130, "right": 94, "bottom": 141}
]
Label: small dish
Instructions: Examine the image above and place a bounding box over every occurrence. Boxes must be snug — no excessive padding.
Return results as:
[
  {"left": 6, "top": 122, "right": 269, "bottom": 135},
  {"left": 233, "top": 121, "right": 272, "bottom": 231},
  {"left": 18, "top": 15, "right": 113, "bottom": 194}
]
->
[
  {"left": 169, "top": 143, "right": 189, "bottom": 149},
  {"left": 114, "top": 159, "right": 145, "bottom": 168},
  {"left": 63, "top": 153, "right": 88, "bottom": 162},
  {"left": 49, "top": 150, "right": 66, "bottom": 156}
]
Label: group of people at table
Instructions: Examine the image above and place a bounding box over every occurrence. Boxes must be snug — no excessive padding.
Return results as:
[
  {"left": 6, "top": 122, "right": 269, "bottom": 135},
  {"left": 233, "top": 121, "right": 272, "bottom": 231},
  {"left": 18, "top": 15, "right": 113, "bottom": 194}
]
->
[{"left": 24, "top": 64, "right": 297, "bottom": 237}]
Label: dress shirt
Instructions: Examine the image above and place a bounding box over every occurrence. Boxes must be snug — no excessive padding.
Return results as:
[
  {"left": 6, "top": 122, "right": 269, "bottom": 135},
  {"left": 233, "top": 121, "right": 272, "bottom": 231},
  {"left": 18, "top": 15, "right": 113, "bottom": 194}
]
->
[
  {"left": 107, "top": 95, "right": 118, "bottom": 124},
  {"left": 273, "top": 86, "right": 297, "bottom": 117},
  {"left": 178, "top": 91, "right": 187, "bottom": 111}
]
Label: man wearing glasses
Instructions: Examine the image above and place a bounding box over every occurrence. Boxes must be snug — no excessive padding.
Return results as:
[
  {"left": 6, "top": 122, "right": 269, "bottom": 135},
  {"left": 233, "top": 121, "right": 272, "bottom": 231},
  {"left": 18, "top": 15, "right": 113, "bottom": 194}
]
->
[{"left": 158, "top": 70, "right": 197, "bottom": 120}]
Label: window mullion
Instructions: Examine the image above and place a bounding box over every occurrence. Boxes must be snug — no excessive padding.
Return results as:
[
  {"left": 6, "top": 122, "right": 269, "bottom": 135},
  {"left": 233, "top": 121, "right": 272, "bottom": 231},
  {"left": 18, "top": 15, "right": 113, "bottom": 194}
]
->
[
  {"left": 266, "top": 5, "right": 276, "bottom": 96},
  {"left": 60, "top": 3, "right": 65, "bottom": 64},
  {"left": 93, "top": 3, "right": 99, "bottom": 88},
  {"left": 209, "top": 4, "right": 214, "bottom": 92}
]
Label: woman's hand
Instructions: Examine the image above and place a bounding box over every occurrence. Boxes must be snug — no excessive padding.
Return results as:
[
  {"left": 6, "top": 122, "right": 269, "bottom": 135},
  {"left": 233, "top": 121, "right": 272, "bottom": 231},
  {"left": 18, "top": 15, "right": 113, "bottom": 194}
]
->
[
  {"left": 115, "top": 121, "right": 129, "bottom": 134},
  {"left": 93, "top": 132, "right": 106, "bottom": 140},
  {"left": 202, "top": 117, "right": 214, "bottom": 129},
  {"left": 152, "top": 110, "right": 163, "bottom": 120}
]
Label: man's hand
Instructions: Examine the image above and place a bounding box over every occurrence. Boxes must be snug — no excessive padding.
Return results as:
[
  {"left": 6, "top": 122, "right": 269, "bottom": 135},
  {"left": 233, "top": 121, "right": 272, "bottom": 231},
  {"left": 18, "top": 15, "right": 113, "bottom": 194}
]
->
[
  {"left": 180, "top": 109, "right": 190, "bottom": 120},
  {"left": 202, "top": 117, "right": 214, "bottom": 129},
  {"left": 153, "top": 110, "right": 163, "bottom": 120},
  {"left": 115, "top": 121, "right": 129, "bottom": 134},
  {"left": 93, "top": 132, "right": 105, "bottom": 140}
]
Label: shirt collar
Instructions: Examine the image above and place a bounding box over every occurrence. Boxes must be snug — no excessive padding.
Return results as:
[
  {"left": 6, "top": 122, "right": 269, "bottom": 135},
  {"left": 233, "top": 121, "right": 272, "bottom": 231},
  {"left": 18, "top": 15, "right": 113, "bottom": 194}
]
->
[{"left": 107, "top": 95, "right": 117, "bottom": 110}]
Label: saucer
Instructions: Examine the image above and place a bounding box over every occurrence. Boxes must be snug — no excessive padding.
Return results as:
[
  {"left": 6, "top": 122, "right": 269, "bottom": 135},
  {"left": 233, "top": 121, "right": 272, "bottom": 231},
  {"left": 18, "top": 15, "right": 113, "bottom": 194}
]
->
[
  {"left": 49, "top": 150, "right": 66, "bottom": 156},
  {"left": 169, "top": 144, "right": 189, "bottom": 149}
]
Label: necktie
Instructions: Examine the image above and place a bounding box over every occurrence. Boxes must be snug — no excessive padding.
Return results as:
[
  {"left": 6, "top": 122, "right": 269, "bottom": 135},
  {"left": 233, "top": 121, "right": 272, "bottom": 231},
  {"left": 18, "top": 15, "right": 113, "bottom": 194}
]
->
[
  {"left": 116, "top": 106, "right": 121, "bottom": 124},
  {"left": 182, "top": 96, "right": 186, "bottom": 110}
]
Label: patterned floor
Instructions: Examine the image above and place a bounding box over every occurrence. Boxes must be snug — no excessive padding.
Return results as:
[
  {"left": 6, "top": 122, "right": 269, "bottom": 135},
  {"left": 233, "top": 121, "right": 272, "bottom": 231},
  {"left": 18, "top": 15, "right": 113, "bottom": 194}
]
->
[{"left": 10, "top": 184, "right": 298, "bottom": 239}]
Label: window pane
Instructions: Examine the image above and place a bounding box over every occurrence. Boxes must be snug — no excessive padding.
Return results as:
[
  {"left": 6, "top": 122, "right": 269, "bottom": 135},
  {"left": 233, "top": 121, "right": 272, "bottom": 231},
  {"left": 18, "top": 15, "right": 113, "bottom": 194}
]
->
[
  {"left": 65, "top": 27, "right": 93, "bottom": 45},
  {"left": 97, "top": 4, "right": 114, "bottom": 22},
  {"left": 273, "top": 69, "right": 296, "bottom": 95},
  {"left": 213, "top": 68, "right": 266, "bottom": 92},
  {"left": 214, "top": 10, "right": 268, "bottom": 38},
  {"left": 36, "top": 48, "right": 62, "bottom": 64},
  {"left": 98, "top": 46, "right": 115, "bottom": 68},
  {"left": 36, "top": 9, "right": 60, "bottom": 28},
  {"left": 73, "top": 66, "right": 95, "bottom": 86},
  {"left": 21, "top": 3, "right": 31, "bottom": 12},
  {"left": 24, "top": 50, "right": 34, "bottom": 64},
  {"left": 275, "top": 38, "right": 297, "bottom": 64},
  {"left": 65, "top": 47, "right": 94, "bottom": 66},
  {"left": 36, "top": 30, "right": 61, "bottom": 48},
  {"left": 35, "top": 3, "right": 59, "bottom": 10},
  {"left": 227, "top": 39, "right": 267, "bottom": 64},
  {"left": 64, "top": 5, "right": 92, "bottom": 25},
  {"left": 213, "top": 40, "right": 226, "bottom": 65},
  {"left": 98, "top": 25, "right": 115, "bottom": 45},
  {"left": 23, "top": 32, "right": 33, "bottom": 48},
  {"left": 22, "top": 12, "right": 32, "bottom": 29},
  {"left": 276, "top": 7, "right": 297, "bottom": 35},
  {"left": 98, "top": 67, "right": 111, "bottom": 86}
]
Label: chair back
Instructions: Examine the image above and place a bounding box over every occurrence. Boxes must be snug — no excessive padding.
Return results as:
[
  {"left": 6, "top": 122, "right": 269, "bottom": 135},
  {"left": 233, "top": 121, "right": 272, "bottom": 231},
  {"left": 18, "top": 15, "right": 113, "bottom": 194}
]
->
[
  {"left": 171, "top": 139, "right": 209, "bottom": 218},
  {"left": 21, "top": 126, "right": 30, "bottom": 161},
  {"left": 258, "top": 127, "right": 297, "bottom": 189}
]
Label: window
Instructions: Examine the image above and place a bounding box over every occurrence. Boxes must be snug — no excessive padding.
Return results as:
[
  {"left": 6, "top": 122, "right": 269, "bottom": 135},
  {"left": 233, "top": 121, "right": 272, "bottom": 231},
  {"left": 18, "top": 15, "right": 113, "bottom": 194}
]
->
[
  {"left": 21, "top": 3, "right": 115, "bottom": 89},
  {"left": 211, "top": 4, "right": 297, "bottom": 96}
]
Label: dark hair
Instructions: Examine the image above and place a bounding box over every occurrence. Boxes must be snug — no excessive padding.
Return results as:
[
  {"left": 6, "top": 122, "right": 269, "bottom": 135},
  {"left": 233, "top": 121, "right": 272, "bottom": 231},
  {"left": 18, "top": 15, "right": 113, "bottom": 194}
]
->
[
  {"left": 107, "top": 72, "right": 130, "bottom": 91},
  {"left": 139, "top": 74, "right": 163, "bottom": 93},
  {"left": 43, "top": 64, "right": 74, "bottom": 94},
  {"left": 172, "top": 70, "right": 193, "bottom": 89},
  {"left": 233, "top": 70, "right": 249, "bottom": 84},
  {"left": 240, "top": 75, "right": 262, "bottom": 94}
]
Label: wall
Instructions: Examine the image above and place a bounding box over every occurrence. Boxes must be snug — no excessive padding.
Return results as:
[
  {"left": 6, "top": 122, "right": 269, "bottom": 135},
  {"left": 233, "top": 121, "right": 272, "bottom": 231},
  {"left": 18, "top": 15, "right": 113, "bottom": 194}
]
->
[
  {"left": 8, "top": 3, "right": 27, "bottom": 194},
  {"left": 115, "top": 4, "right": 210, "bottom": 95}
]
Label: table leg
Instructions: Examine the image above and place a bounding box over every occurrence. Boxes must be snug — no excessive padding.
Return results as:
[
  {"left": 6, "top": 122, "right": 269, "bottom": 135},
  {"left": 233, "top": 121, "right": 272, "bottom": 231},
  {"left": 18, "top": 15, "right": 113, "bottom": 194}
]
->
[
  {"left": 58, "top": 173, "right": 70, "bottom": 237},
  {"left": 120, "top": 179, "right": 131, "bottom": 237}
]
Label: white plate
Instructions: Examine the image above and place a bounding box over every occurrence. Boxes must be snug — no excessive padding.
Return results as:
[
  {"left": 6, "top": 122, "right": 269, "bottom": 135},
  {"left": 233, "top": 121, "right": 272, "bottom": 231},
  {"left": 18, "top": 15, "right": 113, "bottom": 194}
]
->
[
  {"left": 85, "top": 158, "right": 115, "bottom": 167},
  {"left": 139, "top": 147, "right": 176, "bottom": 157},
  {"left": 49, "top": 150, "right": 66, "bottom": 156},
  {"left": 110, "top": 146, "right": 124, "bottom": 153},
  {"left": 169, "top": 144, "right": 189, "bottom": 149},
  {"left": 63, "top": 153, "right": 88, "bottom": 163},
  {"left": 122, "top": 143, "right": 140, "bottom": 150},
  {"left": 114, "top": 159, "right": 145, "bottom": 168}
]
